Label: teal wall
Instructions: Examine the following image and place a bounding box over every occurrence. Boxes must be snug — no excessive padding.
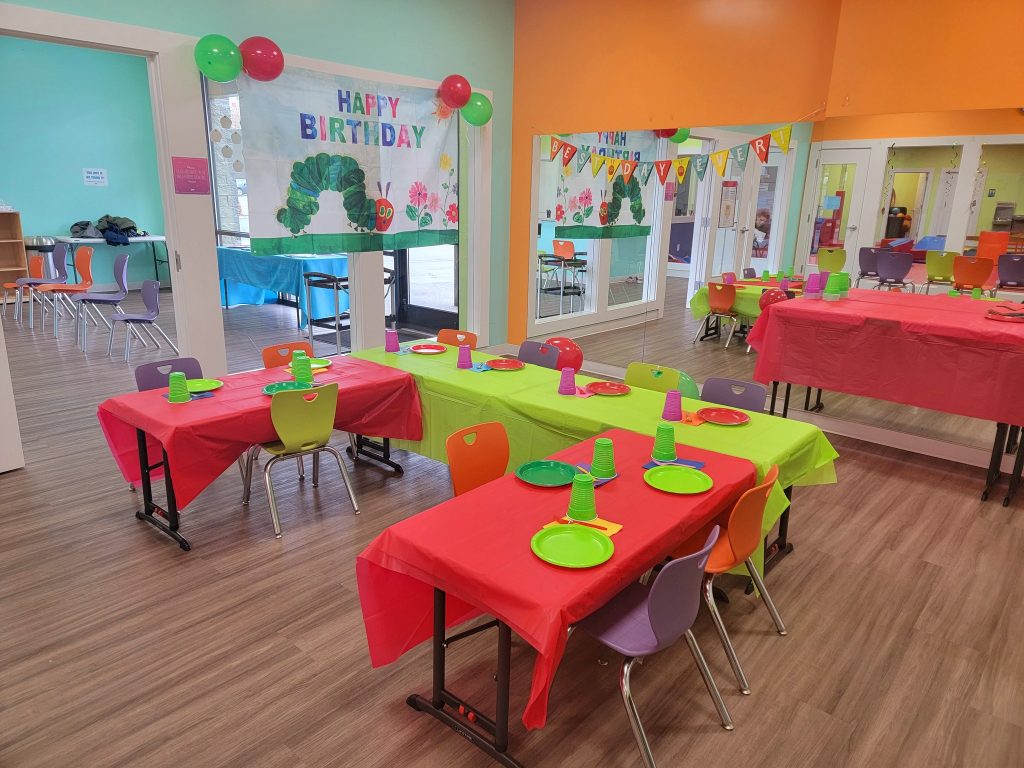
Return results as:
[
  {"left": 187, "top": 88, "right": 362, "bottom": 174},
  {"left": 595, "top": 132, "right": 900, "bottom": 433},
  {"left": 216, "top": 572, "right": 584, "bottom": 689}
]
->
[
  {"left": 0, "top": 36, "right": 167, "bottom": 286},
  {"left": 6, "top": 0, "right": 515, "bottom": 341}
]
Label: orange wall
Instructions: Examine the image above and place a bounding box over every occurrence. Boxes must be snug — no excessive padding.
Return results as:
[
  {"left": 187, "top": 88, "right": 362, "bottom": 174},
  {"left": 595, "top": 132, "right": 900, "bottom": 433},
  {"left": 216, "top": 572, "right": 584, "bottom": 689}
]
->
[
  {"left": 815, "top": 109, "right": 1024, "bottom": 141},
  {"left": 508, "top": 0, "right": 843, "bottom": 341},
  {"left": 827, "top": 0, "right": 1024, "bottom": 117}
]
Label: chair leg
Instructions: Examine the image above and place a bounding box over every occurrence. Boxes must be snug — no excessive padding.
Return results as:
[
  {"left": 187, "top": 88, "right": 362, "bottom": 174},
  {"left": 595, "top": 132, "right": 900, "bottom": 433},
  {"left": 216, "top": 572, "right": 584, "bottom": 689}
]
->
[
  {"left": 744, "top": 558, "right": 788, "bottom": 635},
  {"left": 263, "top": 455, "right": 284, "bottom": 538},
  {"left": 692, "top": 315, "right": 709, "bottom": 345},
  {"left": 702, "top": 575, "right": 750, "bottom": 694},
  {"left": 724, "top": 317, "right": 739, "bottom": 349},
  {"left": 108, "top": 321, "right": 117, "bottom": 356},
  {"left": 151, "top": 322, "right": 180, "bottom": 355},
  {"left": 124, "top": 323, "right": 132, "bottom": 363},
  {"left": 295, "top": 456, "right": 305, "bottom": 480},
  {"left": 2, "top": 287, "right": 8, "bottom": 318},
  {"left": 684, "top": 629, "right": 734, "bottom": 730},
  {"left": 347, "top": 432, "right": 359, "bottom": 459},
  {"left": 242, "top": 445, "right": 260, "bottom": 504},
  {"left": 312, "top": 451, "right": 320, "bottom": 487},
  {"left": 619, "top": 658, "right": 657, "bottom": 768},
  {"left": 141, "top": 323, "right": 161, "bottom": 348},
  {"left": 324, "top": 445, "right": 360, "bottom": 513}
]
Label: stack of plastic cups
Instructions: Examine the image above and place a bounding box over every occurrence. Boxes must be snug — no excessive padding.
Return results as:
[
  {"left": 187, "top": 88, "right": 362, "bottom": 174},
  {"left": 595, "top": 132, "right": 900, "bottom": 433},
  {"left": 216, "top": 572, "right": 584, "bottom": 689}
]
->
[
  {"left": 838, "top": 272, "right": 851, "bottom": 298},
  {"left": 804, "top": 273, "right": 822, "bottom": 299},
  {"left": 591, "top": 438, "right": 616, "bottom": 479},
  {"left": 168, "top": 371, "right": 191, "bottom": 403},
  {"left": 558, "top": 367, "right": 576, "bottom": 395},
  {"left": 762, "top": 270, "right": 770, "bottom": 281},
  {"left": 566, "top": 473, "right": 598, "bottom": 521},
  {"left": 384, "top": 328, "right": 400, "bottom": 352},
  {"left": 456, "top": 344, "right": 473, "bottom": 369},
  {"left": 819, "top": 270, "right": 831, "bottom": 287},
  {"left": 971, "top": 287, "right": 983, "bottom": 299},
  {"left": 824, "top": 273, "right": 842, "bottom": 302},
  {"left": 291, "top": 351, "right": 314, "bottom": 384},
  {"left": 661, "top": 389, "right": 683, "bottom": 421},
  {"left": 652, "top": 422, "right": 677, "bottom": 462}
]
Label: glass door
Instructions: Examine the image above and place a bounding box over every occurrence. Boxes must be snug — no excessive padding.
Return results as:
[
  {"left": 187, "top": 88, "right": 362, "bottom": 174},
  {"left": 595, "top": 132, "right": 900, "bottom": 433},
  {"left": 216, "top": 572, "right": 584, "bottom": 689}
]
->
[
  {"left": 807, "top": 148, "right": 870, "bottom": 271},
  {"left": 748, "top": 146, "right": 789, "bottom": 274},
  {"left": 389, "top": 244, "right": 459, "bottom": 331}
]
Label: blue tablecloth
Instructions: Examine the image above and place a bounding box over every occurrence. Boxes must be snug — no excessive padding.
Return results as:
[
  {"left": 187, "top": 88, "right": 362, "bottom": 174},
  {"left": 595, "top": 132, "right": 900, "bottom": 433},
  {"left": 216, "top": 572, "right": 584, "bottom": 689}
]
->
[{"left": 217, "top": 247, "right": 349, "bottom": 328}]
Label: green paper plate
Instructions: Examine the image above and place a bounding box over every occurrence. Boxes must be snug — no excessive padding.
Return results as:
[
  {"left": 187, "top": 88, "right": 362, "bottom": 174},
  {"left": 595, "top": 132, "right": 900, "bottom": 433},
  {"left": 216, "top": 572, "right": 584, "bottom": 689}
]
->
[
  {"left": 515, "top": 460, "right": 577, "bottom": 487},
  {"left": 643, "top": 465, "right": 714, "bottom": 494},
  {"left": 185, "top": 378, "right": 224, "bottom": 393},
  {"left": 531, "top": 525, "right": 614, "bottom": 568},
  {"left": 262, "top": 381, "right": 313, "bottom": 396}
]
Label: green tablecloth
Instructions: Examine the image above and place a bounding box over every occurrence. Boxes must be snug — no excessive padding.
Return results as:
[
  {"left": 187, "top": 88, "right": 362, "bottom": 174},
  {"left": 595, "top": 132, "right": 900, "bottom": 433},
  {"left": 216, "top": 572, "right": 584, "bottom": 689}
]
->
[
  {"left": 690, "top": 285, "right": 767, "bottom": 320},
  {"left": 354, "top": 346, "right": 838, "bottom": 559}
]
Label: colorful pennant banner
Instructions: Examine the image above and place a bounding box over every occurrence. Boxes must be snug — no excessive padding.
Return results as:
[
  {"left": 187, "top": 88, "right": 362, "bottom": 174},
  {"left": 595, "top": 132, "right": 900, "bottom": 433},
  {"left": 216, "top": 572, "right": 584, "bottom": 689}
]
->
[
  {"left": 674, "top": 156, "right": 690, "bottom": 183},
  {"left": 590, "top": 153, "right": 606, "bottom": 177},
  {"left": 605, "top": 157, "right": 622, "bottom": 180},
  {"left": 750, "top": 133, "right": 771, "bottom": 163},
  {"left": 710, "top": 149, "right": 729, "bottom": 177},
  {"left": 771, "top": 124, "right": 792, "bottom": 154},
  {"left": 692, "top": 154, "right": 709, "bottom": 181},
  {"left": 637, "top": 161, "right": 655, "bottom": 185},
  {"left": 620, "top": 159, "right": 638, "bottom": 184},
  {"left": 654, "top": 159, "right": 673, "bottom": 184},
  {"left": 729, "top": 144, "right": 750, "bottom": 171},
  {"left": 561, "top": 143, "right": 578, "bottom": 167},
  {"left": 549, "top": 137, "right": 564, "bottom": 161}
]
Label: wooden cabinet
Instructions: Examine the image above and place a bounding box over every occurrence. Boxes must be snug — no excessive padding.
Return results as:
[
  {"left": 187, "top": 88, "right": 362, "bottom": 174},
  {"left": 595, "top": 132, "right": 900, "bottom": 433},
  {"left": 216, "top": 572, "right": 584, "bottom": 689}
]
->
[{"left": 0, "top": 211, "right": 27, "bottom": 283}]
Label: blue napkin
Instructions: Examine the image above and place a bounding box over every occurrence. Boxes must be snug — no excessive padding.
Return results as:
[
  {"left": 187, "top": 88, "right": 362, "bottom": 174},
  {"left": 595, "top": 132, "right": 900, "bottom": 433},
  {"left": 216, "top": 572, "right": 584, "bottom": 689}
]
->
[
  {"left": 162, "top": 391, "right": 215, "bottom": 401},
  {"left": 390, "top": 347, "right": 413, "bottom": 355},
  {"left": 642, "top": 457, "right": 705, "bottom": 470},
  {"left": 576, "top": 461, "right": 617, "bottom": 487},
  {"left": 468, "top": 362, "right": 491, "bottom": 373}
]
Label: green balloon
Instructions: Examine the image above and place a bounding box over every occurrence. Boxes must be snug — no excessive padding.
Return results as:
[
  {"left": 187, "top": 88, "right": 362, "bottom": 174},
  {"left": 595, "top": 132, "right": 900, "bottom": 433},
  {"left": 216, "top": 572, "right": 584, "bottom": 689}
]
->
[
  {"left": 194, "top": 34, "right": 242, "bottom": 83},
  {"left": 461, "top": 92, "right": 493, "bottom": 127},
  {"left": 668, "top": 127, "right": 691, "bottom": 144}
]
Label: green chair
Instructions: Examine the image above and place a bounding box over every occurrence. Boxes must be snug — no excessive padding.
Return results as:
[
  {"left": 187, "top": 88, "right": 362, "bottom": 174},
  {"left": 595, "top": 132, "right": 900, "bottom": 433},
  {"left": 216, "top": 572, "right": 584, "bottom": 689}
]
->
[
  {"left": 816, "top": 248, "right": 847, "bottom": 275},
  {"left": 923, "top": 250, "right": 957, "bottom": 294},
  {"left": 624, "top": 362, "right": 700, "bottom": 398},
  {"left": 241, "top": 383, "right": 359, "bottom": 537}
]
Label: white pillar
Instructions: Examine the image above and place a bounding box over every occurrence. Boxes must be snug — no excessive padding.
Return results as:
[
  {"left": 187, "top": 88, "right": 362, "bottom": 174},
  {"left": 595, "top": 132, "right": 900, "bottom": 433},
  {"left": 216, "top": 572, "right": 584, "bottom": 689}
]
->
[
  {"left": 347, "top": 251, "right": 385, "bottom": 351},
  {"left": 944, "top": 139, "right": 982, "bottom": 254}
]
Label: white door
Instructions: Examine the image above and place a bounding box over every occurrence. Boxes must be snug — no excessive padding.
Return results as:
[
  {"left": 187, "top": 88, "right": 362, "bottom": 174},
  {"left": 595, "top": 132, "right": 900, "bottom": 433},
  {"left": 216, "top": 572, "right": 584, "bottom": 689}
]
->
[{"left": 804, "top": 148, "right": 871, "bottom": 272}]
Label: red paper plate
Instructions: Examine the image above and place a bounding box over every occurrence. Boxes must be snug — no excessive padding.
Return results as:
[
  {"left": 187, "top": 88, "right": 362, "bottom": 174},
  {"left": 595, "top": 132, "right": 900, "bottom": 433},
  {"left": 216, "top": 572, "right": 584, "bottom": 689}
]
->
[
  {"left": 696, "top": 407, "right": 750, "bottom": 425},
  {"left": 410, "top": 343, "right": 447, "bottom": 354},
  {"left": 585, "top": 381, "right": 631, "bottom": 396},
  {"left": 986, "top": 312, "right": 1024, "bottom": 323},
  {"left": 487, "top": 358, "right": 525, "bottom": 370}
]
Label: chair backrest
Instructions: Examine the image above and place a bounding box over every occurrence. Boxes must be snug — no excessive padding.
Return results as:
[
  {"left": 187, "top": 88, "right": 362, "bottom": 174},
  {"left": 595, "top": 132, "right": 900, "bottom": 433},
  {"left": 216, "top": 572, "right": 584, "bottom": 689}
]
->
[
  {"left": 702, "top": 377, "right": 767, "bottom": 411},
  {"left": 953, "top": 256, "right": 994, "bottom": 289},
  {"left": 134, "top": 357, "right": 204, "bottom": 391},
  {"left": 977, "top": 231, "right": 1010, "bottom": 262},
  {"left": 707, "top": 282, "right": 736, "bottom": 314},
  {"left": 857, "top": 246, "right": 879, "bottom": 276},
  {"left": 50, "top": 243, "right": 69, "bottom": 283},
  {"left": 624, "top": 362, "right": 699, "bottom": 397},
  {"left": 722, "top": 271, "right": 736, "bottom": 284},
  {"left": 724, "top": 465, "right": 779, "bottom": 564},
  {"left": 552, "top": 239, "right": 575, "bottom": 260},
  {"left": 517, "top": 340, "right": 560, "bottom": 369},
  {"left": 758, "top": 288, "right": 788, "bottom": 310},
  {"left": 262, "top": 340, "right": 315, "bottom": 368},
  {"left": 648, "top": 526, "right": 720, "bottom": 647},
  {"left": 140, "top": 280, "right": 162, "bottom": 316},
  {"left": 437, "top": 328, "right": 478, "bottom": 349},
  {"left": 925, "top": 250, "right": 957, "bottom": 281},
  {"left": 27, "top": 254, "right": 44, "bottom": 279},
  {"left": 445, "top": 422, "right": 510, "bottom": 496},
  {"left": 270, "top": 383, "right": 339, "bottom": 453},
  {"left": 876, "top": 250, "right": 913, "bottom": 282},
  {"left": 74, "top": 246, "right": 95, "bottom": 289},
  {"left": 742, "top": 268, "right": 756, "bottom": 279},
  {"left": 111, "top": 252, "right": 131, "bottom": 298},
  {"left": 998, "top": 255, "right": 1024, "bottom": 287},
  {"left": 817, "top": 248, "right": 846, "bottom": 274}
]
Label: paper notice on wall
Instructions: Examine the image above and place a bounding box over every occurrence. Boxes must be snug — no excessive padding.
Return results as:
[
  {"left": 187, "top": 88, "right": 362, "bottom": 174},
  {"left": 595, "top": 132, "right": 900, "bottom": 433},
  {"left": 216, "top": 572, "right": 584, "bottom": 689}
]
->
[
  {"left": 172, "top": 157, "right": 212, "bottom": 195},
  {"left": 719, "top": 180, "right": 738, "bottom": 227},
  {"left": 83, "top": 168, "right": 108, "bottom": 187}
]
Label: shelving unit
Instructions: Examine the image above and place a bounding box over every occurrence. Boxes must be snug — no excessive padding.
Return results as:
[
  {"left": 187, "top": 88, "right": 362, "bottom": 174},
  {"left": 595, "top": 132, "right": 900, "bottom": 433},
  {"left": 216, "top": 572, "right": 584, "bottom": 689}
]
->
[{"left": 0, "top": 212, "right": 28, "bottom": 282}]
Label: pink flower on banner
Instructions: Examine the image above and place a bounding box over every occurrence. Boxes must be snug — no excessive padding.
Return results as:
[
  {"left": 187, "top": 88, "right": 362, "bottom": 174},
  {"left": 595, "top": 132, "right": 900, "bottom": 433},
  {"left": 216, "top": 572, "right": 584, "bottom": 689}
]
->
[
  {"left": 408, "top": 181, "right": 428, "bottom": 206},
  {"left": 427, "top": 192, "right": 440, "bottom": 212},
  {"left": 568, "top": 196, "right": 580, "bottom": 213},
  {"left": 446, "top": 203, "right": 459, "bottom": 223},
  {"left": 555, "top": 203, "right": 565, "bottom": 222},
  {"left": 579, "top": 188, "right": 593, "bottom": 207}
]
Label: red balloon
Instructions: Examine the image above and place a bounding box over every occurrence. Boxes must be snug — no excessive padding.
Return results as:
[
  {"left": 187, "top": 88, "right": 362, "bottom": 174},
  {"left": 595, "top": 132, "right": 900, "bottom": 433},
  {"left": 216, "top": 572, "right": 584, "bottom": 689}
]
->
[
  {"left": 654, "top": 128, "right": 676, "bottom": 138},
  {"left": 438, "top": 74, "right": 471, "bottom": 109},
  {"left": 239, "top": 36, "right": 284, "bottom": 82},
  {"left": 545, "top": 337, "right": 584, "bottom": 372}
]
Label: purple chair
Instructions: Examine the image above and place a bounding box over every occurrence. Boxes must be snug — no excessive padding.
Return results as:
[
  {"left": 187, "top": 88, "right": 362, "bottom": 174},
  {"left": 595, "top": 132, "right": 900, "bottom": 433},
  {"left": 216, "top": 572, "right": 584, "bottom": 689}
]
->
[
  {"left": 17, "top": 243, "right": 68, "bottom": 329},
  {"left": 742, "top": 268, "right": 756, "bottom": 279},
  {"left": 134, "top": 357, "right": 203, "bottom": 391},
  {"left": 577, "top": 528, "right": 731, "bottom": 766},
  {"left": 702, "top": 377, "right": 767, "bottom": 411},
  {"left": 108, "top": 280, "right": 179, "bottom": 363},
  {"left": 854, "top": 246, "right": 881, "bottom": 288},
  {"left": 997, "top": 255, "right": 1024, "bottom": 291},
  {"left": 874, "top": 250, "right": 916, "bottom": 293},
  {"left": 71, "top": 252, "right": 131, "bottom": 350},
  {"left": 517, "top": 340, "right": 560, "bottom": 369}
]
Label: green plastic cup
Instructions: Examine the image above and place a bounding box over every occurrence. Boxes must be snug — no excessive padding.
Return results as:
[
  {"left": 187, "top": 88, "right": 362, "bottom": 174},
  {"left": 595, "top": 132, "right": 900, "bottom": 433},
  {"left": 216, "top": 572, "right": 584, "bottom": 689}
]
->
[
  {"left": 971, "top": 287, "right": 983, "bottom": 299},
  {"left": 291, "top": 351, "right": 314, "bottom": 384},
  {"left": 591, "top": 437, "right": 616, "bottom": 479},
  {"left": 651, "top": 422, "right": 677, "bottom": 462},
  {"left": 566, "top": 473, "right": 598, "bottom": 521},
  {"left": 167, "top": 371, "right": 190, "bottom": 403},
  {"left": 761, "top": 270, "right": 770, "bottom": 281}
]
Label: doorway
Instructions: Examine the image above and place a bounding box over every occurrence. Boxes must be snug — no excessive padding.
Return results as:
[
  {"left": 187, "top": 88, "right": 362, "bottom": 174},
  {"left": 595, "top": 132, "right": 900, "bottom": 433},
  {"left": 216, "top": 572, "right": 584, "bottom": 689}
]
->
[
  {"left": 390, "top": 244, "right": 459, "bottom": 331},
  {"left": 802, "top": 148, "right": 871, "bottom": 272}
]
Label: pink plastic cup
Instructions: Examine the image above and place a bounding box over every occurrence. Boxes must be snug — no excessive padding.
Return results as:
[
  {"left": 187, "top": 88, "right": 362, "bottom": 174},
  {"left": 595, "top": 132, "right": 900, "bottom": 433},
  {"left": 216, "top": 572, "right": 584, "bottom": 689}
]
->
[
  {"left": 558, "top": 367, "right": 576, "bottom": 395},
  {"left": 662, "top": 389, "right": 683, "bottom": 421},
  {"left": 384, "top": 328, "right": 400, "bottom": 353},
  {"left": 457, "top": 344, "right": 473, "bottom": 369}
]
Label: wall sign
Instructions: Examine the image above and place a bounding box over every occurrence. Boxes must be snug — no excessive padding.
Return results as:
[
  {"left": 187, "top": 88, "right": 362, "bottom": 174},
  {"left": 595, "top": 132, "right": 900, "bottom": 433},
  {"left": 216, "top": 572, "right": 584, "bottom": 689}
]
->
[
  {"left": 83, "top": 168, "right": 108, "bottom": 187},
  {"left": 172, "top": 157, "right": 212, "bottom": 195}
]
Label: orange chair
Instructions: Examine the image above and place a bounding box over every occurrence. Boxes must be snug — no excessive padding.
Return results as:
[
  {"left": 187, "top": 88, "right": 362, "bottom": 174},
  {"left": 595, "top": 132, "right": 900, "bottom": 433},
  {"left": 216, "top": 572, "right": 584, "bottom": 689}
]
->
[
  {"left": 445, "top": 422, "right": 510, "bottom": 496},
  {"left": 675, "top": 465, "right": 785, "bottom": 694},
  {"left": 35, "top": 247, "right": 94, "bottom": 337},
  {"left": 2, "top": 253, "right": 43, "bottom": 318},
  {"left": 953, "top": 256, "right": 995, "bottom": 295},
  {"left": 693, "top": 283, "right": 739, "bottom": 348},
  {"left": 261, "top": 340, "right": 315, "bottom": 368},
  {"left": 436, "top": 328, "right": 478, "bottom": 349},
  {"left": 976, "top": 231, "right": 1010, "bottom": 263}
]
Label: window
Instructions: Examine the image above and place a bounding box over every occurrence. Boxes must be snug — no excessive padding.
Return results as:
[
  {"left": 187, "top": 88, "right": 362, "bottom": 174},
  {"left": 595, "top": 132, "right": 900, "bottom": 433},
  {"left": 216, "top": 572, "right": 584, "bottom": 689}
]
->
[{"left": 203, "top": 79, "right": 248, "bottom": 247}]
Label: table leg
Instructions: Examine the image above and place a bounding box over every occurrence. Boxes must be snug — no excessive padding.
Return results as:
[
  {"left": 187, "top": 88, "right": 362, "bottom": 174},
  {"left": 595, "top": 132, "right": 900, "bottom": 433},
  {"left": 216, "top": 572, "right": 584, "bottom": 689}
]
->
[
  {"left": 759, "top": 486, "right": 794, "bottom": 583},
  {"left": 1007, "top": 426, "right": 1020, "bottom": 455},
  {"left": 982, "top": 423, "right": 1008, "bottom": 501},
  {"left": 134, "top": 428, "right": 191, "bottom": 550},
  {"left": 769, "top": 382, "right": 779, "bottom": 416},
  {"left": 1003, "top": 433, "right": 1024, "bottom": 507},
  {"left": 347, "top": 435, "right": 404, "bottom": 474},
  {"left": 781, "top": 383, "right": 792, "bottom": 418},
  {"left": 406, "top": 589, "right": 523, "bottom": 768}
]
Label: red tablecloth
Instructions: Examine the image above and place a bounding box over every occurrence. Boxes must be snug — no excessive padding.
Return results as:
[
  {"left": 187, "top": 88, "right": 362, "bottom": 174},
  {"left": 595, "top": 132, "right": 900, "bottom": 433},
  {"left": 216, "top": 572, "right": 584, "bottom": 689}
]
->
[
  {"left": 747, "top": 289, "right": 1024, "bottom": 424},
  {"left": 97, "top": 356, "right": 423, "bottom": 507},
  {"left": 356, "top": 428, "right": 756, "bottom": 730}
]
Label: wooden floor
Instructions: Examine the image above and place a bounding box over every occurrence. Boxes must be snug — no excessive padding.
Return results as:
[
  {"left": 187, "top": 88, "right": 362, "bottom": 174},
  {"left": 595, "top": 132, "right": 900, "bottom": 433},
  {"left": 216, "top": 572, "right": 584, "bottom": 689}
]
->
[
  {"left": 575, "top": 277, "right": 997, "bottom": 452},
  {"left": 2, "top": 291, "right": 1024, "bottom": 767}
]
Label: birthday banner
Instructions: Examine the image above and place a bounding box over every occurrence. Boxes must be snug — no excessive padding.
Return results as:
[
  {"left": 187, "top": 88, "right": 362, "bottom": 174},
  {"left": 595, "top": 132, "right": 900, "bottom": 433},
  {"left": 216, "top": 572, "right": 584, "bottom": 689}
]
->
[{"left": 239, "top": 66, "right": 459, "bottom": 255}]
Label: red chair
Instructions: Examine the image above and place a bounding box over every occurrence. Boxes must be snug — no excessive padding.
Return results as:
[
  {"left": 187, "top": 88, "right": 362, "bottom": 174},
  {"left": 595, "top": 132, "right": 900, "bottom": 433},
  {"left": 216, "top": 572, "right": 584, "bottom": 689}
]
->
[
  {"left": 953, "top": 256, "right": 995, "bottom": 295},
  {"left": 693, "top": 283, "right": 739, "bottom": 348},
  {"left": 445, "top": 422, "right": 510, "bottom": 496},
  {"left": 976, "top": 231, "right": 1010, "bottom": 264}
]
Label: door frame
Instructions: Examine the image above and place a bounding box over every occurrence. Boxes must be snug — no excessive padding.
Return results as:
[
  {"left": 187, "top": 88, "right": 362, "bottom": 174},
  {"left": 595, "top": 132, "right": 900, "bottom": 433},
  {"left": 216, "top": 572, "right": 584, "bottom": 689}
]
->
[{"left": 884, "top": 168, "right": 933, "bottom": 240}]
